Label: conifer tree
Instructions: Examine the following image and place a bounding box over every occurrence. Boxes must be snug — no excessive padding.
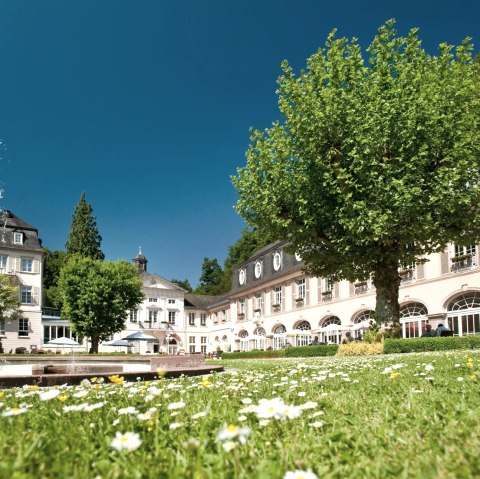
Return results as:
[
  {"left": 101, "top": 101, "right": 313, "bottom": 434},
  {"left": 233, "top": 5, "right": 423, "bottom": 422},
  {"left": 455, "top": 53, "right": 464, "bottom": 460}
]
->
[{"left": 65, "top": 192, "right": 105, "bottom": 261}]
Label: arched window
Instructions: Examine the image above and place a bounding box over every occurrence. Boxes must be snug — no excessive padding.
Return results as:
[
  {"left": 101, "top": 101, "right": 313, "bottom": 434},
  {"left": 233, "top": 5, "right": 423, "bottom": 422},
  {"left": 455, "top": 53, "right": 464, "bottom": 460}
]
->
[
  {"left": 321, "top": 316, "right": 341, "bottom": 327},
  {"left": 294, "top": 320, "right": 312, "bottom": 346},
  {"left": 447, "top": 292, "right": 480, "bottom": 336},
  {"left": 272, "top": 324, "right": 287, "bottom": 350},
  {"left": 238, "top": 330, "right": 248, "bottom": 338},
  {"left": 353, "top": 310, "right": 375, "bottom": 324},
  {"left": 294, "top": 320, "right": 311, "bottom": 331},
  {"left": 399, "top": 302, "right": 428, "bottom": 339},
  {"left": 400, "top": 303, "right": 428, "bottom": 318},
  {"left": 253, "top": 327, "right": 266, "bottom": 336}
]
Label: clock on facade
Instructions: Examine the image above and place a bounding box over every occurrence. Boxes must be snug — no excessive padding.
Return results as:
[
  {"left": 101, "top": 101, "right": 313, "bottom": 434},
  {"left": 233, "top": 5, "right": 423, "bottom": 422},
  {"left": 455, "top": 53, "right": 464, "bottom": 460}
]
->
[
  {"left": 273, "top": 252, "right": 282, "bottom": 271},
  {"left": 239, "top": 269, "right": 246, "bottom": 285},
  {"left": 254, "top": 261, "right": 262, "bottom": 278}
]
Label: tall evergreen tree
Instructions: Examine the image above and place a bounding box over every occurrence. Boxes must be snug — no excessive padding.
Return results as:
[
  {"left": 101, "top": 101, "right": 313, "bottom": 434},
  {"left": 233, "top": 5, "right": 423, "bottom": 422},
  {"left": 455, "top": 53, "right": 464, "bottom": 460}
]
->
[{"left": 65, "top": 192, "right": 104, "bottom": 260}]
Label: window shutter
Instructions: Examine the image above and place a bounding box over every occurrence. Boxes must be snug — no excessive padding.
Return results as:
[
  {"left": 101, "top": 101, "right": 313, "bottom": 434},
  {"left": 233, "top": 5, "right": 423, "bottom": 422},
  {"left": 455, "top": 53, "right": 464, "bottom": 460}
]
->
[
  {"left": 440, "top": 247, "right": 450, "bottom": 275},
  {"left": 334, "top": 283, "right": 339, "bottom": 299},
  {"left": 349, "top": 282, "right": 355, "bottom": 296},
  {"left": 33, "top": 287, "right": 40, "bottom": 305},
  {"left": 15, "top": 257, "right": 21, "bottom": 272},
  {"left": 292, "top": 281, "right": 296, "bottom": 307},
  {"left": 305, "top": 277, "right": 310, "bottom": 305},
  {"left": 281, "top": 285, "right": 285, "bottom": 310},
  {"left": 33, "top": 259, "right": 40, "bottom": 274},
  {"left": 416, "top": 263, "right": 425, "bottom": 280}
]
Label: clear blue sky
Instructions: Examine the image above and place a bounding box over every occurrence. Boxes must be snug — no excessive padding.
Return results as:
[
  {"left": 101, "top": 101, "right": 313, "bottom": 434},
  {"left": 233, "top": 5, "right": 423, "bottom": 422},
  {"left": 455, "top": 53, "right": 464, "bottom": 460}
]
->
[{"left": 0, "top": 0, "right": 478, "bottom": 287}]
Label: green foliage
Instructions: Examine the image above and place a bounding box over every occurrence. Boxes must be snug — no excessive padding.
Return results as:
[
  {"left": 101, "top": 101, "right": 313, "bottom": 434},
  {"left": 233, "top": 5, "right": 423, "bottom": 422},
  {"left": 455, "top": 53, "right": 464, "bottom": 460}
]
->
[
  {"left": 194, "top": 257, "right": 224, "bottom": 295},
  {"left": 233, "top": 20, "right": 480, "bottom": 324},
  {"left": 170, "top": 278, "right": 193, "bottom": 292},
  {"left": 59, "top": 257, "right": 144, "bottom": 352},
  {"left": 283, "top": 344, "right": 339, "bottom": 357},
  {"left": 384, "top": 336, "right": 480, "bottom": 354},
  {"left": 0, "top": 274, "right": 20, "bottom": 320},
  {"left": 337, "top": 340, "right": 383, "bottom": 355},
  {"left": 42, "top": 248, "right": 67, "bottom": 308},
  {"left": 222, "top": 349, "right": 285, "bottom": 359},
  {"left": 65, "top": 192, "right": 104, "bottom": 261}
]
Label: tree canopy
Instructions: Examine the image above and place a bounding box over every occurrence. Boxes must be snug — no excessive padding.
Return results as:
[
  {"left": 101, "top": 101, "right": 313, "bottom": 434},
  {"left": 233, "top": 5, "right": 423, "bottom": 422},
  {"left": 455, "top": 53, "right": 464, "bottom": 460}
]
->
[
  {"left": 194, "top": 257, "right": 224, "bottom": 295},
  {"left": 59, "top": 257, "right": 144, "bottom": 353},
  {"left": 0, "top": 274, "right": 20, "bottom": 321},
  {"left": 170, "top": 278, "right": 193, "bottom": 293},
  {"left": 65, "top": 192, "right": 104, "bottom": 261},
  {"left": 42, "top": 248, "right": 67, "bottom": 308},
  {"left": 233, "top": 20, "right": 480, "bottom": 324}
]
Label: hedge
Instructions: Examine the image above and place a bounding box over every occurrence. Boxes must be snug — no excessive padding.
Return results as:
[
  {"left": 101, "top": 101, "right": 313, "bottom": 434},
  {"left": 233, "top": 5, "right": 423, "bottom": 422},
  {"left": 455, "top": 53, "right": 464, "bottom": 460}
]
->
[
  {"left": 221, "top": 350, "right": 285, "bottom": 359},
  {"left": 384, "top": 336, "right": 480, "bottom": 354},
  {"left": 283, "top": 344, "right": 338, "bottom": 357},
  {"left": 221, "top": 345, "right": 338, "bottom": 360}
]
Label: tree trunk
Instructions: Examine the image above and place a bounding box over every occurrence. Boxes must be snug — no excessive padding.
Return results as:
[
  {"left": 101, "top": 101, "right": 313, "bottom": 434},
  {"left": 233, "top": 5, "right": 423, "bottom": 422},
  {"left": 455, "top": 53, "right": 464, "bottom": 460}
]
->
[
  {"left": 372, "top": 260, "right": 401, "bottom": 326},
  {"left": 90, "top": 336, "right": 99, "bottom": 354}
]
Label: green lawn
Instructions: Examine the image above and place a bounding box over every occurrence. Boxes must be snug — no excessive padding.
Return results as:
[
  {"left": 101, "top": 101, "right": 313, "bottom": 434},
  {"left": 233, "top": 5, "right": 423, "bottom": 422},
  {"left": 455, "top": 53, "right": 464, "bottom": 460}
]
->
[{"left": 1, "top": 351, "right": 480, "bottom": 478}]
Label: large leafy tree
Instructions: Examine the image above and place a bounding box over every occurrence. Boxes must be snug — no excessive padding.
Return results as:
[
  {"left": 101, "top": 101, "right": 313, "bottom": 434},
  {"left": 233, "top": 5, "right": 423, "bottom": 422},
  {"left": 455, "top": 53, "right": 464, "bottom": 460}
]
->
[
  {"left": 59, "top": 257, "right": 144, "bottom": 353},
  {"left": 233, "top": 20, "right": 480, "bottom": 325},
  {"left": 195, "top": 257, "right": 224, "bottom": 295},
  {"left": 170, "top": 278, "right": 193, "bottom": 292},
  {"left": 0, "top": 274, "right": 20, "bottom": 321},
  {"left": 65, "top": 192, "right": 104, "bottom": 261},
  {"left": 43, "top": 248, "right": 67, "bottom": 308}
]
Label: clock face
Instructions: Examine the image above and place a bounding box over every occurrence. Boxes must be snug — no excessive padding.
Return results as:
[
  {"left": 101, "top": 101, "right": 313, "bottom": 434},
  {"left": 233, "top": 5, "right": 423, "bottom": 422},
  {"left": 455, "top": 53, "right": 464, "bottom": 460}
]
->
[
  {"left": 239, "top": 269, "right": 246, "bottom": 285},
  {"left": 273, "top": 252, "right": 282, "bottom": 271},
  {"left": 254, "top": 261, "right": 262, "bottom": 278}
]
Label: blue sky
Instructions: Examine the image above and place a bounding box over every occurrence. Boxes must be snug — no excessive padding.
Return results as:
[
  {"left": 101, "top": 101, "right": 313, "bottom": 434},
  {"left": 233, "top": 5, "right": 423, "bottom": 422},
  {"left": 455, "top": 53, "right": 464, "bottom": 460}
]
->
[{"left": 0, "top": 0, "right": 478, "bottom": 287}]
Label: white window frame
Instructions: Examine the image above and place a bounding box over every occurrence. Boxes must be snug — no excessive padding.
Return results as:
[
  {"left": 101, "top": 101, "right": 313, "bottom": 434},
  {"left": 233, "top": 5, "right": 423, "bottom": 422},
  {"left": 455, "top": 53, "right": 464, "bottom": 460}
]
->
[
  {"left": 13, "top": 232, "right": 23, "bottom": 245},
  {"left": 200, "top": 314, "right": 207, "bottom": 326},
  {"left": 20, "top": 258, "right": 33, "bottom": 273},
  {"left": 188, "top": 313, "right": 195, "bottom": 326},
  {"left": 148, "top": 310, "right": 158, "bottom": 323},
  {"left": 18, "top": 318, "right": 29, "bottom": 337},
  {"left": 21, "top": 286, "right": 33, "bottom": 304},
  {"left": 129, "top": 310, "right": 138, "bottom": 322},
  {"left": 168, "top": 311, "right": 176, "bottom": 324},
  {"left": 274, "top": 287, "right": 282, "bottom": 306},
  {"left": 0, "top": 255, "right": 7, "bottom": 272}
]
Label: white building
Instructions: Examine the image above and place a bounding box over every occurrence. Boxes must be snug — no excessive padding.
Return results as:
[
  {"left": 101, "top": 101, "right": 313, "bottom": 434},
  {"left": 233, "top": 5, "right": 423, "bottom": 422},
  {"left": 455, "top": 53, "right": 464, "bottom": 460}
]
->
[
  {"left": 206, "top": 241, "right": 480, "bottom": 352},
  {"left": 0, "top": 211, "right": 43, "bottom": 353}
]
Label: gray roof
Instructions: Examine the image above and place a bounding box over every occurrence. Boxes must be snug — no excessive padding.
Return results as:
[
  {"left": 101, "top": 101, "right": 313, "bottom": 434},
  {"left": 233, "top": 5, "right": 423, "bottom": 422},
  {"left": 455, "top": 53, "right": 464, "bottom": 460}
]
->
[
  {"left": 185, "top": 293, "right": 229, "bottom": 309},
  {"left": 0, "top": 211, "right": 43, "bottom": 252}
]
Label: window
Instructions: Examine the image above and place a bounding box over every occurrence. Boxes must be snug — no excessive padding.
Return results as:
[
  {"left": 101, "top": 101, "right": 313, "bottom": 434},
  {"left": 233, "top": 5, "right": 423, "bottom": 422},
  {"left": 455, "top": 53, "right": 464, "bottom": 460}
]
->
[
  {"left": 274, "top": 287, "right": 282, "bottom": 307},
  {"left": 201, "top": 336, "right": 207, "bottom": 354},
  {"left": 168, "top": 311, "right": 176, "bottom": 324},
  {"left": 322, "top": 278, "right": 334, "bottom": 302},
  {"left": 0, "top": 319, "right": 5, "bottom": 335},
  {"left": 189, "top": 336, "right": 196, "bottom": 344},
  {"left": 399, "top": 262, "right": 416, "bottom": 283},
  {"left": 238, "top": 299, "right": 245, "bottom": 317},
  {"left": 0, "top": 255, "right": 7, "bottom": 272},
  {"left": 297, "top": 279, "right": 306, "bottom": 299},
  {"left": 148, "top": 310, "right": 158, "bottom": 322},
  {"left": 20, "top": 258, "right": 33, "bottom": 273},
  {"left": 18, "top": 318, "right": 29, "bottom": 337},
  {"left": 188, "top": 313, "right": 195, "bottom": 326},
  {"left": 451, "top": 244, "right": 477, "bottom": 273},
  {"left": 21, "top": 286, "right": 33, "bottom": 304},
  {"left": 254, "top": 293, "right": 263, "bottom": 312},
  {"left": 13, "top": 232, "right": 23, "bottom": 245},
  {"left": 189, "top": 344, "right": 196, "bottom": 354},
  {"left": 148, "top": 298, "right": 157, "bottom": 303},
  {"left": 200, "top": 314, "right": 206, "bottom": 326},
  {"left": 129, "top": 310, "right": 138, "bottom": 322},
  {"left": 168, "top": 299, "right": 175, "bottom": 304}
]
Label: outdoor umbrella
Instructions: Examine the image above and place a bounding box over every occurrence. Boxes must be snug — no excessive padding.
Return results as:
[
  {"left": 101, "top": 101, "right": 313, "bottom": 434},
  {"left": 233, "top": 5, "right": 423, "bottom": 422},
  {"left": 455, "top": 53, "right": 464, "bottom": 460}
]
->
[
  {"left": 122, "top": 331, "right": 158, "bottom": 354},
  {"left": 121, "top": 331, "right": 158, "bottom": 342},
  {"left": 46, "top": 336, "right": 82, "bottom": 355},
  {"left": 104, "top": 339, "right": 135, "bottom": 348}
]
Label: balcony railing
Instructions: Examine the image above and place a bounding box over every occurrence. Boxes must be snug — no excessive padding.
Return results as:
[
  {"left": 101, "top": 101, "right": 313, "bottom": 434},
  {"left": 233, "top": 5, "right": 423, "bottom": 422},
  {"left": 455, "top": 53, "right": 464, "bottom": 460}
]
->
[
  {"left": 321, "top": 291, "right": 333, "bottom": 302},
  {"left": 140, "top": 321, "right": 176, "bottom": 331},
  {"left": 399, "top": 269, "right": 415, "bottom": 284},
  {"left": 451, "top": 254, "right": 476, "bottom": 273}
]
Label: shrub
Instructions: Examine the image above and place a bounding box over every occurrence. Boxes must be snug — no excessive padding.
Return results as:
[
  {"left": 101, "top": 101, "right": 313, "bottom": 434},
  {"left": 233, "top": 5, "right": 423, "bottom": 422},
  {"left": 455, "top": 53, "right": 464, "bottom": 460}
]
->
[
  {"left": 384, "top": 336, "right": 480, "bottom": 354},
  {"left": 337, "top": 340, "right": 384, "bottom": 356},
  {"left": 221, "top": 350, "right": 285, "bottom": 359},
  {"left": 283, "top": 345, "right": 338, "bottom": 357}
]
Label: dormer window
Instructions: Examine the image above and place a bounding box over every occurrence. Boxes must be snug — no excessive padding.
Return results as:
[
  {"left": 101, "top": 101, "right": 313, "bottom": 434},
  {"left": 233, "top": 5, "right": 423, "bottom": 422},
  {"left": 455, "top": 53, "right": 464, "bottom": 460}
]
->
[{"left": 14, "top": 232, "right": 23, "bottom": 245}]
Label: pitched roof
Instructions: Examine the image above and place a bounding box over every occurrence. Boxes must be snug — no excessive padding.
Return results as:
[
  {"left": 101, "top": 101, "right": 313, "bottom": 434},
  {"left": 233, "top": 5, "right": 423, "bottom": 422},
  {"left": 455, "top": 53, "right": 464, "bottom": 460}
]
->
[
  {"left": 184, "top": 293, "right": 228, "bottom": 309},
  {"left": 0, "top": 210, "right": 43, "bottom": 252}
]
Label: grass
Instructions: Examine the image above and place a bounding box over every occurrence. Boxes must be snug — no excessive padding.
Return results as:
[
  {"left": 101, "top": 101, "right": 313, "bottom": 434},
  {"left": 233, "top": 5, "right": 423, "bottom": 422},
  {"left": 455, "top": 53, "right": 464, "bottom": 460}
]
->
[{"left": 1, "top": 351, "right": 480, "bottom": 478}]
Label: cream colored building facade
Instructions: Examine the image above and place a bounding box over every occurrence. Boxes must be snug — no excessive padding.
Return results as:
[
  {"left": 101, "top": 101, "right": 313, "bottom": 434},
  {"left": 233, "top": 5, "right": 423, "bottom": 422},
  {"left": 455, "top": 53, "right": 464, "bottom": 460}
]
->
[
  {"left": 0, "top": 211, "right": 43, "bottom": 353},
  {"left": 206, "top": 241, "right": 480, "bottom": 352}
]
